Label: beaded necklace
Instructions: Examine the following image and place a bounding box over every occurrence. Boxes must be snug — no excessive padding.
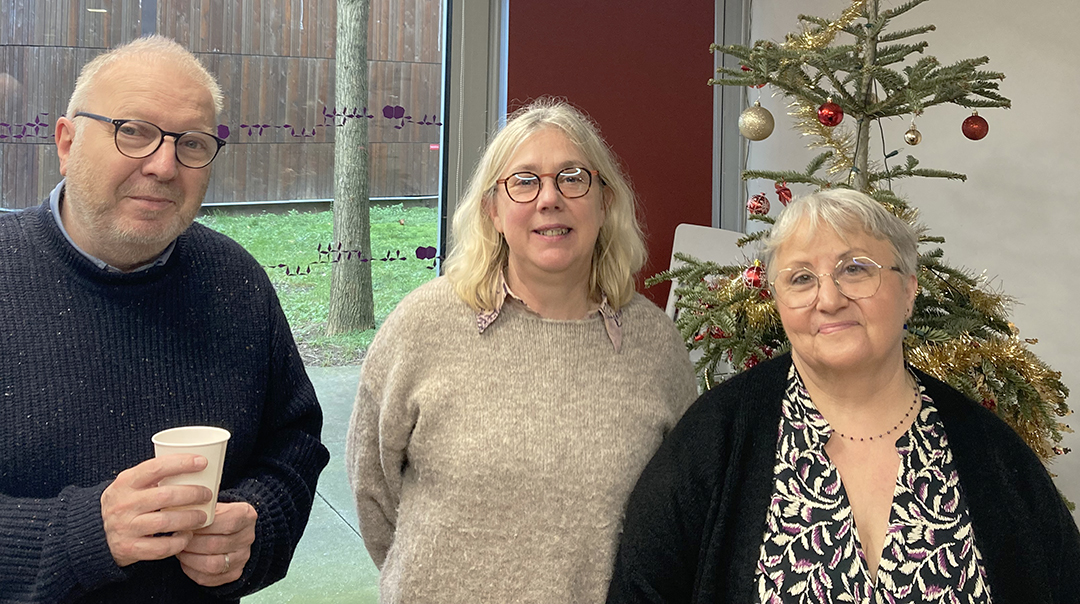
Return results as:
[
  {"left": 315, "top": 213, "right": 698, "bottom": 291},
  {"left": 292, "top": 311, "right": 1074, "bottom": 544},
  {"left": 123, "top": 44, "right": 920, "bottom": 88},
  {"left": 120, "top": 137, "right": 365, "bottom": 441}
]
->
[{"left": 834, "top": 372, "right": 921, "bottom": 443}]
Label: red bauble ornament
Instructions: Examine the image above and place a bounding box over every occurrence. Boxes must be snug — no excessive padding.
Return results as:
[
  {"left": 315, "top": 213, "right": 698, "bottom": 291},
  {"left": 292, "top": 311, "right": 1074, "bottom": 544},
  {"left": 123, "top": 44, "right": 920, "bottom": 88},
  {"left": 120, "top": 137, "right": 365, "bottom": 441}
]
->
[
  {"left": 740, "top": 65, "right": 765, "bottom": 88},
  {"left": 709, "top": 326, "right": 727, "bottom": 339},
  {"left": 747, "top": 192, "right": 770, "bottom": 215},
  {"left": 743, "top": 354, "right": 760, "bottom": 370},
  {"left": 980, "top": 398, "right": 997, "bottom": 411},
  {"left": 817, "top": 100, "right": 844, "bottom": 127},
  {"left": 742, "top": 265, "right": 766, "bottom": 289},
  {"left": 962, "top": 111, "right": 989, "bottom": 140},
  {"left": 774, "top": 181, "right": 792, "bottom": 206},
  {"left": 693, "top": 332, "right": 706, "bottom": 342}
]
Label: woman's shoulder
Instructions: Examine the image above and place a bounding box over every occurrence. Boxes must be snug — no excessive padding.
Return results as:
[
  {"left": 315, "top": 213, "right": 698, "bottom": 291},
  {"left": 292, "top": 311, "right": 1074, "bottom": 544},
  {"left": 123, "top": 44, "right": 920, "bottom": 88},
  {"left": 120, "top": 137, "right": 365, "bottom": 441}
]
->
[
  {"left": 666, "top": 353, "right": 791, "bottom": 446},
  {"left": 618, "top": 293, "right": 683, "bottom": 341},
  {"left": 697, "top": 353, "right": 791, "bottom": 409},
  {"left": 385, "top": 276, "right": 469, "bottom": 322},
  {"left": 918, "top": 370, "right": 1024, "bottom": 439},
  {"left": 368, "top": 277, "right": 472, "bottom": 351},
  {"left": 918, "top": 370, "right": 1047, "bottom": 462}
]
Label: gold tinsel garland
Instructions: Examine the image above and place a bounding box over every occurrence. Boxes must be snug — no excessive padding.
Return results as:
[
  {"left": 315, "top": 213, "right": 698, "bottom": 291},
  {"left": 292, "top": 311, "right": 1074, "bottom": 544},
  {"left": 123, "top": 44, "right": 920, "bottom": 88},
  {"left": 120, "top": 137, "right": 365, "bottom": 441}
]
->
[
  {"left": 783, "top": 0, "right": 868, "bottom": 52},
  {"left": 907, "top": 336, "right": 1071, "bottom": 461},
  {"left": 790, "top": 101, "right": 857, "bottom": 176}
]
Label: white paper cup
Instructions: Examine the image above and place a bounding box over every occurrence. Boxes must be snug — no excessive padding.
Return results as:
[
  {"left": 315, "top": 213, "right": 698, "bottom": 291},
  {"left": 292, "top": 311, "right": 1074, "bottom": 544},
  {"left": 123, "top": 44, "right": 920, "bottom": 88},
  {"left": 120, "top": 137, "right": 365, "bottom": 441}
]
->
[{"left": 152, "top": 426, "right": 231, "bottom": 528}]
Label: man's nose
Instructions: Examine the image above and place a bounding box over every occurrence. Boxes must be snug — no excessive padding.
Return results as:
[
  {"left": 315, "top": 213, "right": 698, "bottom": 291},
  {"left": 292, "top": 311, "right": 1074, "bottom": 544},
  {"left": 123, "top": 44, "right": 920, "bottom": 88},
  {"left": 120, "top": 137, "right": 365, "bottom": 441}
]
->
[{"left": 141, "top": 137, "right": 180, "bottom": 180}]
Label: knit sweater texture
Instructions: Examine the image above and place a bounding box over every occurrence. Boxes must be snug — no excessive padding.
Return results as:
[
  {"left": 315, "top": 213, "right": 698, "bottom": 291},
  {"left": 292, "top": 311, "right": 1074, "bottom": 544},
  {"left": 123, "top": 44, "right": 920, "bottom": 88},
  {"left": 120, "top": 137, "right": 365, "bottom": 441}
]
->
[
  {"left": 606, "top": 353, "right": 1080, "bottom": 604},
  {"left": 0, "top": 200, "right": 330, "bottom": 603},
  {"left": 346, "top": 276, "right": 699, "bottom": 604}
]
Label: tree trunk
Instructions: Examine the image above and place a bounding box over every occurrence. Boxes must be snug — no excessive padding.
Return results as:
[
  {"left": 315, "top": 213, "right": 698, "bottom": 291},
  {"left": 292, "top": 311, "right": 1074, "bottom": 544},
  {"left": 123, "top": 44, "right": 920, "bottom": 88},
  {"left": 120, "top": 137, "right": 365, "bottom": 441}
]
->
[
  {"left": 327, "top": 0, "right": 374, "bottom": 335},
  {"left": 853, "top": 0, "right": 879, "bottom": 193}
]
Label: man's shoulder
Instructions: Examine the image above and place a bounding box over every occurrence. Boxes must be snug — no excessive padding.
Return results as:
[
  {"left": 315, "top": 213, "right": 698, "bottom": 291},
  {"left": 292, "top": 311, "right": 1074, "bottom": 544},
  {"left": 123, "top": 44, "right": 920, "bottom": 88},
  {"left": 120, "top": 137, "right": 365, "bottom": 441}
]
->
[
  {"left": 0, "top": 204, "right": 48, "bottom": 260},
  {"left": 0, "top": 203, "right": 44, "bottom": 232},
  {"left": 182, "top": 221, "right": 254, "bottom": 255},
  {"left": 178, "top": 221, "right": 267, "bottom": 274}
]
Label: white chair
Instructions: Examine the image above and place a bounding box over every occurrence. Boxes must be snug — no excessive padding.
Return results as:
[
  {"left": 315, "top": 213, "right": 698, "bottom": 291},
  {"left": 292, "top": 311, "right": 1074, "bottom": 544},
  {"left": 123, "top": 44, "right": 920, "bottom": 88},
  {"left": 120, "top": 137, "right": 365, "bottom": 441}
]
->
[
  {"left": 662, "top": 224, "right": 750, "bottom": 387},
  {"left": 664, "top": 223, "right": 747, "bottom": 319}
]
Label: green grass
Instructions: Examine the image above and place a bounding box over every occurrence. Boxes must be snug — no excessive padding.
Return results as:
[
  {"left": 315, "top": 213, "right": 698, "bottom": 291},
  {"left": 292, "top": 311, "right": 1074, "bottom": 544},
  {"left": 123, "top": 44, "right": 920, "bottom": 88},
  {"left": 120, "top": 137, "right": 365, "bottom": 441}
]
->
[{"left": 197, "top": 206, "right": 439, "bottom": 365}]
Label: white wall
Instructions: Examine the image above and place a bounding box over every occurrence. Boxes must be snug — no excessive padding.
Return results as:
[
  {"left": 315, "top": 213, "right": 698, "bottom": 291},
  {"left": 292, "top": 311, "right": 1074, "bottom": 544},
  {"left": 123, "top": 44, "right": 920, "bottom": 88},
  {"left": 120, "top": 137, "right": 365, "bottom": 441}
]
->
[{"left": 747, "top": 0, "right": 1080, "bottom": 522}]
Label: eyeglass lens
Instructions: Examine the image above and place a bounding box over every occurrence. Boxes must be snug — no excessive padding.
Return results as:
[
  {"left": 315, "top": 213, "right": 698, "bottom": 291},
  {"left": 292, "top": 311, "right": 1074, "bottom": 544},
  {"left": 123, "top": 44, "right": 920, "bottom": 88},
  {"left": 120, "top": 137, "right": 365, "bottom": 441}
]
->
[
  {"left": 115, "top": 120, "right": 219, "bottom": 168},
  {"left": 504, "top": 167, "right": 592, "bottom": 202},
  {"left": 772, "top": 257, "right": 882, "bottom": 308}
]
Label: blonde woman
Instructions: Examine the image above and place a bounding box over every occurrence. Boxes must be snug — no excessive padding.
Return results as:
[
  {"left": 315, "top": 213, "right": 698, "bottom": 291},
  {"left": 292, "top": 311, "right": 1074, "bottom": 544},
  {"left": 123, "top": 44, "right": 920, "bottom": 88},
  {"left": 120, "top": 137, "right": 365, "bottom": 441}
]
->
[{"left": 346, "top": 99, "right": 697, "bottom": 603}]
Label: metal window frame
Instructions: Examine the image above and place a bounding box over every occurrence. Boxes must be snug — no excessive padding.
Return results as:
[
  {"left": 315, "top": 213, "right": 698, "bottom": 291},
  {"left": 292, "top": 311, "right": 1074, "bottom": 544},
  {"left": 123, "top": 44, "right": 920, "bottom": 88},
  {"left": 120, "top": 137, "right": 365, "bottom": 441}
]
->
[
  {"left": 439, "top": 0, "right": 505, "bottom": 269},
  {"left": 713, "top": 0, "right": 752, "bottom": 231}
]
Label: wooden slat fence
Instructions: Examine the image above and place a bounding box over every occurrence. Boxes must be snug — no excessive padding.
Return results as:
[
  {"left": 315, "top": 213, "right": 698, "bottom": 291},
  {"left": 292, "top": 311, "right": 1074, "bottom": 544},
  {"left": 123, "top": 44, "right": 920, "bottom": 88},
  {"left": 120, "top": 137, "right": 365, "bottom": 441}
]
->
[{"left": 0, "top": 0, "right": 443, "bottom": 210}]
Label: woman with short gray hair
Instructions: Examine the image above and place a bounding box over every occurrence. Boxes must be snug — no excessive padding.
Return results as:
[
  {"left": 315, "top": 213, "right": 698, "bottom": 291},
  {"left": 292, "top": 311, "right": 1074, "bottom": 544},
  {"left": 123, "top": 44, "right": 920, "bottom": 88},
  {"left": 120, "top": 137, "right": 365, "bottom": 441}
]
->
[{"left": 608, "top": 188, "right": 1080, "bottom": 603}]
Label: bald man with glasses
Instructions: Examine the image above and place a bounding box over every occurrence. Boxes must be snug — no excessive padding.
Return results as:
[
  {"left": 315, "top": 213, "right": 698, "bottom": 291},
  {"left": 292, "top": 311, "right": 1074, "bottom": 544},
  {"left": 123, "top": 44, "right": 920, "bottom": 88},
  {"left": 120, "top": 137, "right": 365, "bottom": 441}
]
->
[{"left": 0, "top": 36, "right": 328, "bottom": 603}]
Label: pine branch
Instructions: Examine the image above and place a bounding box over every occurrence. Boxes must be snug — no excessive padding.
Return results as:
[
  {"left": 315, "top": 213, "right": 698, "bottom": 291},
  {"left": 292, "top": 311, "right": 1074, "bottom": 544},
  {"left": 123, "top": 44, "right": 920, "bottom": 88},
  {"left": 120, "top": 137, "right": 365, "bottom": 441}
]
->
[
  {"left": 881, "top": 0, "right": 933, "bottom": 20},
  {"left": 877, "top": 24, "right": 937, "bottom": 43},
  {"left": 875, "top": 42, "right": 930, "bottom": 68},
  {"left": 743, "top": 170, "right": 834, "bottom": 189},
  {"left": 869, "top": 156, "right": 968, "bottom": 183},
  {"left": 737, "top": 230, "right": 769, "bottom": 247}
]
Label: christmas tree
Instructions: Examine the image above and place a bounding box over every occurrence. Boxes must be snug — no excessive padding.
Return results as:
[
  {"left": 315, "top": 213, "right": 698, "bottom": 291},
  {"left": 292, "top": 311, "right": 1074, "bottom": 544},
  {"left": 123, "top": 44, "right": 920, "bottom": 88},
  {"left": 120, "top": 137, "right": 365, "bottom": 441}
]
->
[{"left": 651, "top": 0, "right": 1072, "bottom": 468}]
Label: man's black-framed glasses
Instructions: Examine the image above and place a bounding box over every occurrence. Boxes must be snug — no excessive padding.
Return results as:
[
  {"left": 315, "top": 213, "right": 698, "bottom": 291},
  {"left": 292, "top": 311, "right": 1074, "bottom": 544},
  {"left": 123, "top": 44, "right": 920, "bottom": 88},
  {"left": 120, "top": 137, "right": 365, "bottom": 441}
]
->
[
  {"left": 74, "top": 112, "right": 226, "bottom": 169},
  {"left": 496, "top": 167, "right": 600, "bottom": 203},
  {"left": 769, "top": 256, "right": 904, "bottom": 309}
]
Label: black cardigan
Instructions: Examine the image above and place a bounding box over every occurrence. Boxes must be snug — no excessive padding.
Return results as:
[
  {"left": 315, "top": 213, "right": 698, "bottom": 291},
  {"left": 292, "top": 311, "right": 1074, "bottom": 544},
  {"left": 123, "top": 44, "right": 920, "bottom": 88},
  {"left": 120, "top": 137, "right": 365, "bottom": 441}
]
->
[{"left": 607, "top": 353, "right": 1080, "bottom": 604}]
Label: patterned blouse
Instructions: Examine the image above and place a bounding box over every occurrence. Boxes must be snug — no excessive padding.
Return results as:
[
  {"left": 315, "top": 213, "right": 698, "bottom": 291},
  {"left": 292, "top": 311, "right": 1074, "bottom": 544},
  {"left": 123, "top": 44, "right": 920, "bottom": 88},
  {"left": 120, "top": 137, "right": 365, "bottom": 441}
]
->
[{"left": 755, "top": 366, "right": 993, "bottom": 604}]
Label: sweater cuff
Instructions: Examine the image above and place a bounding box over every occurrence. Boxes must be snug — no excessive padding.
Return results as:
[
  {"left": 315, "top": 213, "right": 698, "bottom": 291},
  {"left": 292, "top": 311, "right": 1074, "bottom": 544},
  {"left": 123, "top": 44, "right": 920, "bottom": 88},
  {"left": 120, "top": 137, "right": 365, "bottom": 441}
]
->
[
  {"left": 59, "top": 482, "right": 127, "bottom": 592},
  {"left": 200, "top": 484, "right": 283, "bottom": 600}
]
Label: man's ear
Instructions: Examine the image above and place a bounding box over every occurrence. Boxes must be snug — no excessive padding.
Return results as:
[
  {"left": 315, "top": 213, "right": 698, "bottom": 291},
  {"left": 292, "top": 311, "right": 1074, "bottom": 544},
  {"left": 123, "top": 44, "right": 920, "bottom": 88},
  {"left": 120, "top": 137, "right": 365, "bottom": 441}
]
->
[{"left": 55, "top": 117, "right": 76, "bottom": 176}]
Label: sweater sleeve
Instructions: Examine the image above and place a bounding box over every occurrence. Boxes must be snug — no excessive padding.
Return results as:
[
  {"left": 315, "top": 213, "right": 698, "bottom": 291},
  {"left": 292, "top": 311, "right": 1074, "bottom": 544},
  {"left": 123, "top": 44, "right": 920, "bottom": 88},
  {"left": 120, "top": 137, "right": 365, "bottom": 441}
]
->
[
  {"left": 0, "top": 483, "right": 128, "bottom": 603},
  {"left": 202, "top": 290, "right": 330, "bottom": 600},
  {"left": 606, "top": 399, "right": 721, "bottom": 604},
  {"left": 345, "top": 302, "right": 421, "bottom": 569}
]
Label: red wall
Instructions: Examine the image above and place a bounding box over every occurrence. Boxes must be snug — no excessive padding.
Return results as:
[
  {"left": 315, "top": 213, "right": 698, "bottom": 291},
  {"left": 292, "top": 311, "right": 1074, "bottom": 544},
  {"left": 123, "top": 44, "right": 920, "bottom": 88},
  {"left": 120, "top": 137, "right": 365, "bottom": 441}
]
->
[{"left": 506, "top": 0, "right": 715, "bottom": 306}]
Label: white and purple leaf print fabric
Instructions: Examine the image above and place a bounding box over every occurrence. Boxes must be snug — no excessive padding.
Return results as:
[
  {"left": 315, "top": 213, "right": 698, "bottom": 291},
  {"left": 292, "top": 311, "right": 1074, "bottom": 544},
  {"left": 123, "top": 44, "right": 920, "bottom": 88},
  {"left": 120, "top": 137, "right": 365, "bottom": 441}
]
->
[{"left": 755, "top": 367, "right": 992, "bottom": 604}]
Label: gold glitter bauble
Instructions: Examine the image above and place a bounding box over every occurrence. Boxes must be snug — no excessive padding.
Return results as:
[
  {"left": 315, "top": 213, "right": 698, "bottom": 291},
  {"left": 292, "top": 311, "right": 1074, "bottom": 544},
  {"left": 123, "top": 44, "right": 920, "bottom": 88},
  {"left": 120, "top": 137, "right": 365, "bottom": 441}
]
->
[
  {"left": 904, "top": 126, "right": 922, "bottom": 145},
  {"left": 739, "top": 101, "right": 774, "bottom": 141}
]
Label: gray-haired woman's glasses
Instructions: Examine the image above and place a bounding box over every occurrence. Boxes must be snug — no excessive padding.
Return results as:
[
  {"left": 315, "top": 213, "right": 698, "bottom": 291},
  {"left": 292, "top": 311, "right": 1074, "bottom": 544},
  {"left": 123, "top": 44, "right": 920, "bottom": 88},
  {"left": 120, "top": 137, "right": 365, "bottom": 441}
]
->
[
  {"left": 496, "top": 167, "right": 600, "bottom": 203},
  {"left": 74, "top": 112, "right": 227, "bottom": 169},
  {"left": 770, "top": 256, "right": 904, "bottom": 309}
]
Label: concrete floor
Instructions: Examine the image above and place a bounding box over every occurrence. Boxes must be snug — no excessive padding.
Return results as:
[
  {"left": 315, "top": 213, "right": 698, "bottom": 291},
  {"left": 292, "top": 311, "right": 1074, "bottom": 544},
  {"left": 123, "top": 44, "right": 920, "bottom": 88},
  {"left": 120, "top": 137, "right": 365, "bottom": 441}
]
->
[{"left": 243, "top": 365, "right": 380, "bottom": 603}]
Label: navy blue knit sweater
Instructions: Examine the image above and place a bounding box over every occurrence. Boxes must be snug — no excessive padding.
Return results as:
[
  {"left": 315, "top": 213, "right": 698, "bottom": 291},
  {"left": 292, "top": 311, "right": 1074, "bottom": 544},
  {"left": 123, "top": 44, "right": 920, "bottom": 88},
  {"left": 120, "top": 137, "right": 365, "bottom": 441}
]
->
[{"left": 0, "top": 200, "right": 329, "bottom": 603}]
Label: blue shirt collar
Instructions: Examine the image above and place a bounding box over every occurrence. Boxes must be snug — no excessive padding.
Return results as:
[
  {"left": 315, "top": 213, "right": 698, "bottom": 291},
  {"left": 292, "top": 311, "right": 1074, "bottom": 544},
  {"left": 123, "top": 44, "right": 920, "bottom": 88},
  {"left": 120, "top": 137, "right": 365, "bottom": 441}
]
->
[{"left": 49, "top": 180, "right": 175, "bottom": 273}]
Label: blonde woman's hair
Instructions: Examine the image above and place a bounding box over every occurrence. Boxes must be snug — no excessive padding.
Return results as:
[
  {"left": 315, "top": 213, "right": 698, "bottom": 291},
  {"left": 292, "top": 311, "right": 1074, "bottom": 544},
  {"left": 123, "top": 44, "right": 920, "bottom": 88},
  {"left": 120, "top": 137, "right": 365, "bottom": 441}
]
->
[
  {"left": 66, "top": 35, "right": 223, "bottom": 123},
  {"left": 443, "top": 98, "right": 647, "bottom": 312},
  {"left": 761, "top": 188, "right": 919, "bottom": 277}
]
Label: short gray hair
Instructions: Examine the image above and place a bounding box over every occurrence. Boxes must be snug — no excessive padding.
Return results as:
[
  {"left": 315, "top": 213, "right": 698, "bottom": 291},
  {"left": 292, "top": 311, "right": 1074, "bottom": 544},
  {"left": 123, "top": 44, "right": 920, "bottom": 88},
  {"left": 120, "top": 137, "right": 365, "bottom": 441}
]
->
[
  {"left": 66, "top": 35, "right": 223, "bottom": 120},
  {"left": 761, "top": 188, "right": 918, "bottom": 277}
]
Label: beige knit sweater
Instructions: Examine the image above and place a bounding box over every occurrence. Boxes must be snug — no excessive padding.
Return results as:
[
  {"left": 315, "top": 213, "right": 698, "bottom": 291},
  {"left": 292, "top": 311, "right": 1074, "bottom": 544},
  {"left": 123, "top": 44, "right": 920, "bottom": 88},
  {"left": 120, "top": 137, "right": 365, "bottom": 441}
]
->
[{"left": 346, "top": 276, "right": 697, "bottom": 603}]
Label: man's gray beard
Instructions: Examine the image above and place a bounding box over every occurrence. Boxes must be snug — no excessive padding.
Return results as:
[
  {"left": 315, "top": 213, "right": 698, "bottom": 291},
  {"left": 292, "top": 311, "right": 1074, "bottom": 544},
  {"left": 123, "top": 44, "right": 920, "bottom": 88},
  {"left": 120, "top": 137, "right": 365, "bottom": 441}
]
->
[{"left": 63, "top": 153, "right": 205, "bottom": 266}]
